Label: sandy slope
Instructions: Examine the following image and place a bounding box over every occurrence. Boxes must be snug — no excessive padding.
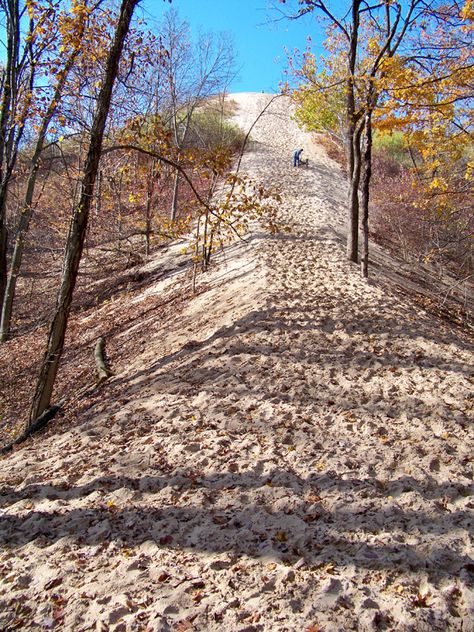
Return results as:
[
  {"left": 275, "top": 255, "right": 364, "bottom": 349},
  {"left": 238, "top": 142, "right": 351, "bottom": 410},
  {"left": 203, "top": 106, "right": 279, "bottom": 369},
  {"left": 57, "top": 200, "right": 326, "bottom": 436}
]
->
[{"left": 1, "top": 93, "right": 473, "bottom": 631}]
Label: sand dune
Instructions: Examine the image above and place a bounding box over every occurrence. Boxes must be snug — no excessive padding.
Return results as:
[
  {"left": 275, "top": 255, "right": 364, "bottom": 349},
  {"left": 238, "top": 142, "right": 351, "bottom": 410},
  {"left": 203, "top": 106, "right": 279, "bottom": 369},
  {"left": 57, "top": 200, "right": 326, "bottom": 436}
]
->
[{"left": 0, "top": 93, "right": 473, "bottom": 631}]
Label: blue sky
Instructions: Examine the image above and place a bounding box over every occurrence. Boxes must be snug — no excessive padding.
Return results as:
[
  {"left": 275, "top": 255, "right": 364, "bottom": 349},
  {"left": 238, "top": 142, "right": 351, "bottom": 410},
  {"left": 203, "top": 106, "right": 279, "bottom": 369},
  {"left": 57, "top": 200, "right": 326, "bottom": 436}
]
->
[
  {"left": 0, "top": 1, "right": 324, "bottom": 93},
  {"left": 140, "top": 0, "right": 324, "bottom": 93}
]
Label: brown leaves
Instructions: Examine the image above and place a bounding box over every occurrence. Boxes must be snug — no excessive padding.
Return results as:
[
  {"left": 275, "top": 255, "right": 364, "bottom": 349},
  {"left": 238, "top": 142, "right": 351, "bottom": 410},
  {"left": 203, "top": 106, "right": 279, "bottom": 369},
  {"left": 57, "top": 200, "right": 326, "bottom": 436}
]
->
[
  {"left": 411, "top": 591, "right": 432, "bottom": 608},
  {"left": 157, "top": 571, "right": 170, "bottom": 582},
  {"left": 44, "top": 577, "right": 63, "bottom": 591},
  {"left": 192, "top": 590, "right": 205, "bottom": 604}
]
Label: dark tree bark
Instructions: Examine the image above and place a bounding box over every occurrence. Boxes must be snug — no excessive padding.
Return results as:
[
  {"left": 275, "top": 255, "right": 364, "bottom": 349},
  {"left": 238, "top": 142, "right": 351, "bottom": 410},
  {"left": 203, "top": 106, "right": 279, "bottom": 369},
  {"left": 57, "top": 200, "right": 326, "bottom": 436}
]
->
[
  {"left": 144, "top": 160, "right": 157, "bottom": 256},
  {"left": 0, "top": 224, "right": 7, "bottom": 310},
  {"left": 95, "top": 169, "right": 103, "bottom": 216},
  {"left": 345, "top": 0, "right": 362, "bottom": 263},
  {"left": 0, "top": 405, "right": 62, "bottom": 455},
  {"left": 170, "top": 169, "right": 180, "bottom": 221},
  {"left": 29, "top": 0, "right": 140, "bottom": 426}
]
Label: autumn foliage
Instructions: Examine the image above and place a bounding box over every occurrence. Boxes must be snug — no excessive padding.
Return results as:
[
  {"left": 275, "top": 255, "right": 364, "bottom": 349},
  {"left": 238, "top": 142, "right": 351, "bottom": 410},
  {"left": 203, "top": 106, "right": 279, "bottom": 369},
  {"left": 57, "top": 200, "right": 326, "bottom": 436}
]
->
[{"left": 285, "top": 0, "right": 473, "bottom": 279}]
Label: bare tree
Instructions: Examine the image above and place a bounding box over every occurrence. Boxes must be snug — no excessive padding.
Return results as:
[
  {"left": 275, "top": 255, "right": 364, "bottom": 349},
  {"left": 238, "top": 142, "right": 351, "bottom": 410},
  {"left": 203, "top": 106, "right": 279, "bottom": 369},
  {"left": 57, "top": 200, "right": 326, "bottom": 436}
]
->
[{"left": 159, "top": 9, "right": 236, "bottom": 221}]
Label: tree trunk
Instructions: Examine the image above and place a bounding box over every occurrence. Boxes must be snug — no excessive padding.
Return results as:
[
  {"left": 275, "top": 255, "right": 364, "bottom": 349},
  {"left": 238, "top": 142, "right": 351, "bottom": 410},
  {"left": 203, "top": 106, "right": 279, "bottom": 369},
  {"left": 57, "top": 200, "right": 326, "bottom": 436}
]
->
[
  {"left": 202, "top": 209, "right": 211, "bottom": 271},
  {"left": 1, "top": 222, "right": 21, "bottom": 341},
  {"left": 347, "top": 125, "right": 363, "bottom": 263},
  {"left": 144, "top": 161, "right": 156, "bottom": 256},
  {"left": 29, "top": 0, "right": 139, "bottom": 426},
  {"left": 0, "top": 222, "right": 7, "bottom": 309},
  {"left": 345, "top": 0, "right": 362, "bottom": 263},
  {"left": 347, "top": 143, "right": 360, "bottom": 263},
  {"left": 170, "top": 168, "right": 180, "bottom": 221},
  {"left": 170, "top": 117, "right": 190, "bottom": 221},
  {"left": 145, "top": 191, "right": 152, "bottom": 256},
  {"left": 360, "top": 109, "right": 373, "bottom": 278},
  {"left": 116, "top": 200, "right": 123, "bottom": 253},
  {"left": 0, "top": 0, "right": 35, "bottom": 307},
  {"left": 95, "top": 169, "right": 103, "bottom": 215}
]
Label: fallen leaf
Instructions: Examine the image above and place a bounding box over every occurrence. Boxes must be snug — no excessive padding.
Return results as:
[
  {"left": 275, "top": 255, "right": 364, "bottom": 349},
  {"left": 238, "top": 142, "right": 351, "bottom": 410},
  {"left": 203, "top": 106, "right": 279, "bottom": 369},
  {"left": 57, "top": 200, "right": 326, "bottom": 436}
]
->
[
  {"left": 412, "top": 591, "right": 431, "bottom": 608},
  {"left": 44, "top": 577, "right": 62, "bottom": 591},
  {"left": 158, "top": 572, "right": 170, "bottom": 582}
]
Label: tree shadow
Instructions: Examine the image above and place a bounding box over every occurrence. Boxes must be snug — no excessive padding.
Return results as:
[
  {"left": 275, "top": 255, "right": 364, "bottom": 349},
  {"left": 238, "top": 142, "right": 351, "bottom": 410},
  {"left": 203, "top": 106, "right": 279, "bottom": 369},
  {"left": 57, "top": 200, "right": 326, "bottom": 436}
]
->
[
  {"left": 1, "top": 471, "right": 471, "bottom": 508},
  {"left": 1, "top": 471, "right": 473, "bottom": 585},
  {"left": 108, "top": 301, "right": 473, "bottom": 398}
]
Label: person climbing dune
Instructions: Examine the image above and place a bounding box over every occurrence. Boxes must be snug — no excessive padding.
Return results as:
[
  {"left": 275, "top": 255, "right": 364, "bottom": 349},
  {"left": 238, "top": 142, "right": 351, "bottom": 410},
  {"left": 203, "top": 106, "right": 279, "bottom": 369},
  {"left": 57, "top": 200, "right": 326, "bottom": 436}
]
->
[{"left": 293, "top": 148, "right": 303, "bottom": 167}]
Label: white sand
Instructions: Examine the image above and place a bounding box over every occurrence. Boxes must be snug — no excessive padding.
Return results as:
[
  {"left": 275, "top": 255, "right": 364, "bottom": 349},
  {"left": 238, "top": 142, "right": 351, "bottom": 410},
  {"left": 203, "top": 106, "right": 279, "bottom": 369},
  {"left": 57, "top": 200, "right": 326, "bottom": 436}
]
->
[{"left": 0, "top": 93, "right": 473, "bottom": 631}]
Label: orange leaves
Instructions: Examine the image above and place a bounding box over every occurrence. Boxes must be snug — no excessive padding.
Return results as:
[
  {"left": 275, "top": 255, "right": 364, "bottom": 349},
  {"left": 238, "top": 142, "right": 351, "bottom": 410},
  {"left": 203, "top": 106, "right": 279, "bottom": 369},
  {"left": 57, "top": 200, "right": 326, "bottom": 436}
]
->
[
  {"left": 70, "top": 1, "right": 92, "bottom": 18},
  {"left": 116, "top": 114, "right": 172, "bottom": 154}
]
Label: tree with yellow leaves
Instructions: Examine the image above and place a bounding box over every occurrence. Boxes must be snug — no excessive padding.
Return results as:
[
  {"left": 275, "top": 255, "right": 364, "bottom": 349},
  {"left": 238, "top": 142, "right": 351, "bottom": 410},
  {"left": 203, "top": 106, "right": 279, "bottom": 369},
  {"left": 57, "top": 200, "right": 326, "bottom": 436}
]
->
[{"left": 282, "top": 0, "right": 473, "bottom": 277}]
